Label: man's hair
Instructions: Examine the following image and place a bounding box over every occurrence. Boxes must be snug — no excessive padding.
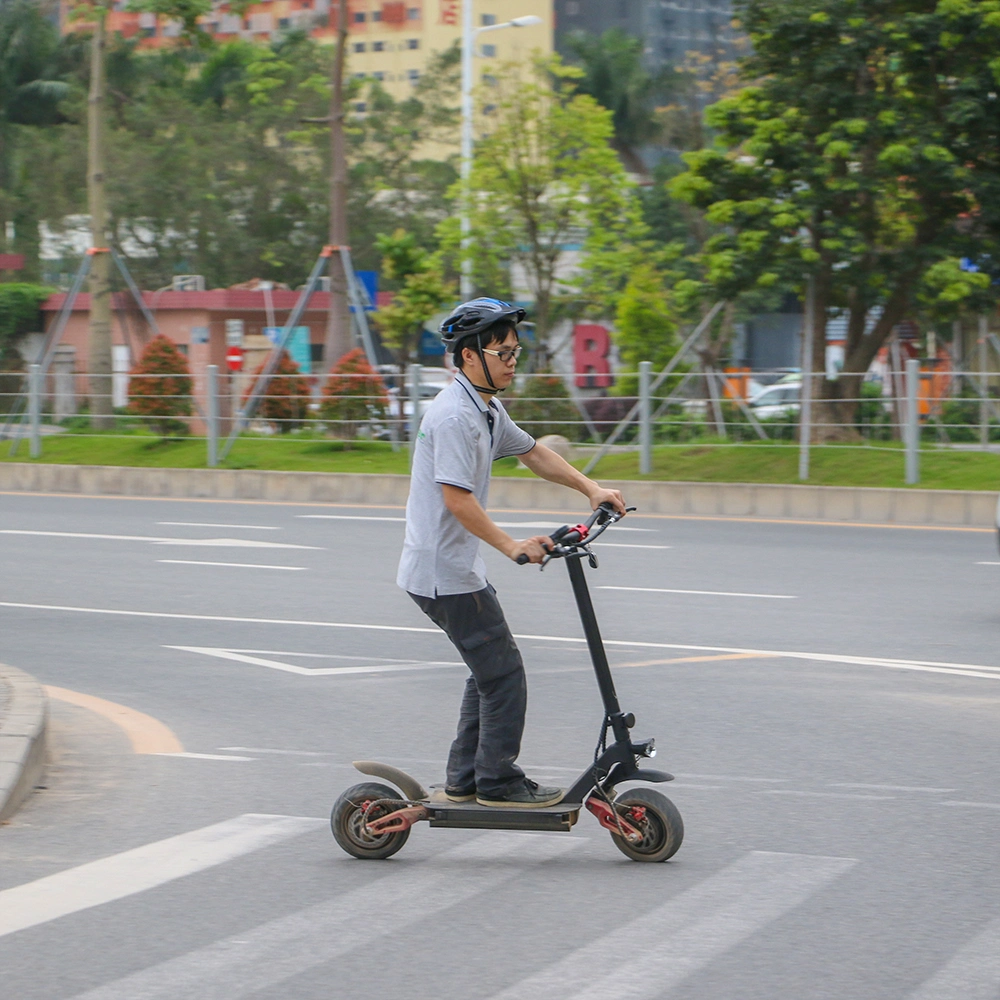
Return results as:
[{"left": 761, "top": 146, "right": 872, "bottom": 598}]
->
[{"left": 453, "top": 319, "right": 519, "bottom": 368}]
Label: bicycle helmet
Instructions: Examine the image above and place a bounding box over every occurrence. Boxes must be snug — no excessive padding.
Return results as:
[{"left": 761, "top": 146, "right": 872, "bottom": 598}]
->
[{"left": 439, "top": 297, "right": 526, "bottom": 393}]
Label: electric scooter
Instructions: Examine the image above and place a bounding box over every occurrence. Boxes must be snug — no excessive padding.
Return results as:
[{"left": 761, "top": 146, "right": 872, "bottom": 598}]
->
[{"left": 330, "top": 502, "right": 683, "bottom": 863}]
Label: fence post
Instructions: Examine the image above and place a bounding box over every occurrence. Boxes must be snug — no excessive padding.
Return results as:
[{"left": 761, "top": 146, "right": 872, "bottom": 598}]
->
[
  {"left": 638, "top": 360, "right": 652, "bottom": 474},
  {"left": 979, "top": 314, "right": 989, "bottom": 449},
  {"left": 28, "top": 363, "right": 41, "bottom": 459},
  {"left": 905, "top": 358, "right": 920, "bottom": 484},
  {"left": 408, "top": 363, "right": 422, "bottom": 463},
  {"left": 798, "top": 274, "right": 814, "bottom": 481},
  {"left": 206, "top": 364, "right": 219, "bottom": 468}
]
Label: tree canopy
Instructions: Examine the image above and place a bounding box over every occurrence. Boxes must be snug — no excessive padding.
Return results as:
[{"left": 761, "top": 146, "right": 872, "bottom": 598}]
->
[{"left": 672, "top": 0, "right": 1000, "bottom": 434}]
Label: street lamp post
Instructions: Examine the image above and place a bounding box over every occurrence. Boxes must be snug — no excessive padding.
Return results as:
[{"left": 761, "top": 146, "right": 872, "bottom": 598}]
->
[{"left": 460, "top": 3, "right": 542, "bottom": 299}]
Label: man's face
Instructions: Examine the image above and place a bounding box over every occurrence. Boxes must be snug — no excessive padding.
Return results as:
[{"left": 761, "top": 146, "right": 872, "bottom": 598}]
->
[{"left": 464, "top": 330, "right": 520, "bottom": 390}]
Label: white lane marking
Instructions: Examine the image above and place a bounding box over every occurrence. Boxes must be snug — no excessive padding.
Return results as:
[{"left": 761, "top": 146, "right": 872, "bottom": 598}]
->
[
  {"left": 976, "top": 561, "right": 1000, "bottom": 565},
  {"left": 600, "top": 585, "right": 796, "bottom": 600},
  {"left": 296, "top": 514, "right": 405, "bottom": 521},
  {"left": 486, "top": 851, "right": 855, "bottom": 1000},
  {"left": 941, "top": 800, "right": 1000, "bottom": 810},
  {"left": 760, "top": 790, "right": 895, "bottom": 801},
  {"left": 0, "top": 530, "right": 319, "bottom": 550},
  {"left": 904, "top": 917, "right": 1000, "bottom": 1000},
  {"left": 166, "top": 646, "right": 462, "bottom": 677},
  {"left": 68, "top": 833, "right": 581, "bottom": 1000},
  {"left": 830, "top": 783, "right": 955, "bottom": 793},
  {"left": 153, "top": 753, "right": 255, "bottom": 761},
  {"left": 156, "top": 523, "right": 280, "bottom": 530},
  {"left": 157, "top": 560, "right": 306, "bottom": 572},
  {"left": 4, "top": 601, "right": 1000, "bottom": 681},
  {"left": 493, "top": 521, "right": 652, "bottom": 532},
  {"left": 0, "top": 814, "right": 323, "bottom": 940},
  {"left": 591, "top": 543, "right": 672, "bottom": 549},
  {"left": 218, "top": 746, "right": 333, "bottom": 756},
  {"left": 675, "top": 773, "right": 788, "bottom": 784}
]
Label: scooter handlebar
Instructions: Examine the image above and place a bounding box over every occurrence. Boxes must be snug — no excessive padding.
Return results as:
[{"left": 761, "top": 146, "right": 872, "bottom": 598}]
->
[{"left": 514, "top": 504, "right": 635, "bottom": 564}]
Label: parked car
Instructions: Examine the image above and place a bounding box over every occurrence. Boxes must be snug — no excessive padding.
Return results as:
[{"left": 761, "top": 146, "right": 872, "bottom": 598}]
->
[{"left": 749, "top": 381, "right": 801, "bottom": 418}]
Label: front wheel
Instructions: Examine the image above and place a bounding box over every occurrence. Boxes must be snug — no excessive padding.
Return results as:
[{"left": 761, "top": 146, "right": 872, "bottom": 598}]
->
[
  {"left": 610, "top": 787, "right": 683, "bottom": 862},
  {"left": 331, "top": 782, "right": 411, "bottom": 860}
]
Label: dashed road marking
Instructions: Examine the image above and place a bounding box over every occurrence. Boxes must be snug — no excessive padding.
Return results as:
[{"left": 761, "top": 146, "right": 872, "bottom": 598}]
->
[
  {"left": 156, "top": 522, "right": 280, "bottom": 530},
  {"left": 600, "top": 585, "right": 797, "bottom": 599},
  {"left": 157, "top": 560, "right": 306, "bottom": 571}
]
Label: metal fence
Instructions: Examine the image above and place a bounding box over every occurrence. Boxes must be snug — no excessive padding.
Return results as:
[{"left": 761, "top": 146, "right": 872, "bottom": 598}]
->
[{"left": 2, "top": 362, "right": 998, "bottom": 483}]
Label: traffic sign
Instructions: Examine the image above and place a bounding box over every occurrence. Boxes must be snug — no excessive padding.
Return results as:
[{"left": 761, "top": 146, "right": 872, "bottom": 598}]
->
[{"left": 226, "top": 346, "right": 244, "bottom": 372}]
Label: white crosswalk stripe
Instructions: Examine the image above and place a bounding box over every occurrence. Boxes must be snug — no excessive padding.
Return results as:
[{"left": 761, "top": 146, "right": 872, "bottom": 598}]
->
[
  {"left": 486, "top": 850, "right": 856, "bottom": 1000},
  {"left": 904, "top": 917, "right": 1000, "bottom": 1000},
  {"left": 0, "top": 814, "right": 323, "bottom": 939},
  {"left": 67, "top": 832, "right": 582, "bottom": 1000}
]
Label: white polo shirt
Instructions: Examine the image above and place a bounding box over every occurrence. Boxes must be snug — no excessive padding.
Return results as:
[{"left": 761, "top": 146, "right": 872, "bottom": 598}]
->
[{"left": 397, "top": 371, "right": 535, "bottom": 598}]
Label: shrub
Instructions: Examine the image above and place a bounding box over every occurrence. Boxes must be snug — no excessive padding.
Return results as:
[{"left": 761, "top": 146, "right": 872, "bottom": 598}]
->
[
  {"left": 243, "top": 351, "right": 310, "bottom": 433},
  {"left": 319, "top": 348, "right": 388, "bottom": 438},
  {"left": 128, "top": 335, "right": 193, "bottom": 436}
]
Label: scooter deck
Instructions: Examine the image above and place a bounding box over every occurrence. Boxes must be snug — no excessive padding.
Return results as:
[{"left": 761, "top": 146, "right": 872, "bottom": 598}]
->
[{"left": 423, "top": 795, "right": 582, "bottom": 832}]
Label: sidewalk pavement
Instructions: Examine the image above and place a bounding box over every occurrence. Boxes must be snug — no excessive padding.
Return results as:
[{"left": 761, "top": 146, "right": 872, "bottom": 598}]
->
[{"left": 0, "top": 664, "right": 48, "bottom": 823}]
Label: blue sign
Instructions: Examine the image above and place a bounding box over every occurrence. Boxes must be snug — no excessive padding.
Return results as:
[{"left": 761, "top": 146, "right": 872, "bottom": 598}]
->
[
  {"left": 419, "top": 328, "right": 446, "bottom": 356},
  {"left": 353, "top": 270, "right": 378, "bottom": 312},
  {"left": 264, "top": 326, "right": 312, "bottom": 374}
]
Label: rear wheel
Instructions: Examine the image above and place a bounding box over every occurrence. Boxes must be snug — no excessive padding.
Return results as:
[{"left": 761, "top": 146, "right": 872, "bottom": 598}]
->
[
  {"left": 609, "top": 788, "right": 683, "bottom": 862},
  {"left": 331, "top": 782, "right": 411, "bottom": 860}
]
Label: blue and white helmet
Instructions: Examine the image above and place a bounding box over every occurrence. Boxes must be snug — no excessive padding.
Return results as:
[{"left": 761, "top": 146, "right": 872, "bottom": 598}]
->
[{"left": 439, "top": 297, "right": 526, "bottom": 347}]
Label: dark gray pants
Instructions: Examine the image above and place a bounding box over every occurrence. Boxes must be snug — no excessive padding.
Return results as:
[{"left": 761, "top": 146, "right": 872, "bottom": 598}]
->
[{"left": 409, "top": 585, "right": 526, "bottom": 797}]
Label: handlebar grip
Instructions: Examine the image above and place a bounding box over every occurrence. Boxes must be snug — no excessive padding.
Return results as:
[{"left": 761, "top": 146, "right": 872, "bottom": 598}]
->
[{"left": 516, "top": 553, "right": 530, "bottom": 565}]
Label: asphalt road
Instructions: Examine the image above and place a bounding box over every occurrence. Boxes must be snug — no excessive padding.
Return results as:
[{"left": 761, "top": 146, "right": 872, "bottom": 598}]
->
[{"left": 1, "top": 490, "right": 998, "bottom": 1000}]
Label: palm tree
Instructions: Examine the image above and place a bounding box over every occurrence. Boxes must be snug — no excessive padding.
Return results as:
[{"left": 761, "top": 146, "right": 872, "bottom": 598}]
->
[{"left": 563, "top": 28, "right": 688, "bottom": 176}]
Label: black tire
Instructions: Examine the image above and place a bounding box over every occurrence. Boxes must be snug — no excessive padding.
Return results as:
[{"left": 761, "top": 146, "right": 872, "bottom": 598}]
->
[
  {"left": 609, "top": 787, "right": 683, "bottom": 862},
  {"left": 331, "top": 782, "right": 411, "bottom": 860}
]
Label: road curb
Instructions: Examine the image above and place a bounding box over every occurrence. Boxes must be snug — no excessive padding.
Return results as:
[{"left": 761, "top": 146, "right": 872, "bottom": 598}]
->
[
  {"left": 0, "top": 462, "right": 996, "bottom": 527},
  {"left": 0, "top": 664, "right": 48, "bottom": 823}
]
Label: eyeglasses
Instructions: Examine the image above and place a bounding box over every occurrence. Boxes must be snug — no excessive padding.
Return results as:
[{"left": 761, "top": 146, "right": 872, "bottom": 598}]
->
[{"left": 481, "top": 346, "right": 523, "bottom": 364}]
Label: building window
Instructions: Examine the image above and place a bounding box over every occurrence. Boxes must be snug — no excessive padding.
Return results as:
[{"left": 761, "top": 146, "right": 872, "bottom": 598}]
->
[
  {"left": 481, "top": 14, "right": 496, "bottom": 25},
  {"left": 355, "top": 101, "right": 367, "bottom": 112},
  {"left": 278, "top": 16, "right": 290, "bottom": 27},
  {"left": 483, "top": 103, "right": 497, "bottom": 115},
  {"left": 353, "top": 42, "right": 366, "bottom": 52},
  {"left": 482, "top": 73, "right": 497, "bottom": 86},
  {"left": 407, "top": 68, "right": 419, "bottom": 82},
  {"left": 373, "top": 71, "right": 385, "bottom": 81},
  {"left": 354, "top": 11, "right": 365, "bottom": 22},
  {"left": 481, "top": 43, "right": 496, "bottom": 57},
  {"left": 373, "top": 40, "right": 385, "bottom": 51},
  {"left": 406, "top": 38, "right": 419, "bottom": 49},
  {"left": 407, "top": 6, "right": 419, "bottom": 18},
  {"left": 372, "top": 9, "right": 382, "bottom": 20},
  {"left": 140, "top": 25, "right": 156, "bottom": 37},
  {"left": 353, "top": 72, "right": 366, "bottom": 79}
]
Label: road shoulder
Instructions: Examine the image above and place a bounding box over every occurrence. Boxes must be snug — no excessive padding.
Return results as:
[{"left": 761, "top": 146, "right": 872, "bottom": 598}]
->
[{"left": 0, "top": 664, "right": 48, "bottom": 822}]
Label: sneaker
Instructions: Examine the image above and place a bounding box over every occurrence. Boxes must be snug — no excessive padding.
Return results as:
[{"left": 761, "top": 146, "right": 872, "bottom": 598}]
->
[
  {"left": 444, "top": 783, "right": 477, "bottom": 802},
  {"left": 476, "top": 778, "right": 564, "bottom": 809}
]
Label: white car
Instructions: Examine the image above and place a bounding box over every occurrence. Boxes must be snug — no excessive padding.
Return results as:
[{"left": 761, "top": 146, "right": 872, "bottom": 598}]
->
[{"left": 749, "top": 381, "right": 801, "bottom": 418}]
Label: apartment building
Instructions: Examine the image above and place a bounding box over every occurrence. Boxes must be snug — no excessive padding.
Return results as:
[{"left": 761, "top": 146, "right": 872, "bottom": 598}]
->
[{"left": 63, "top": 1, "right": 553, "bottom": 104}]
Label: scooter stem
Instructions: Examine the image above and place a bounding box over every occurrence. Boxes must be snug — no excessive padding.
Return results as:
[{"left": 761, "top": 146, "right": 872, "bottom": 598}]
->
[{"left": 565, "top": 552, "right": 631, "bottom": 744}]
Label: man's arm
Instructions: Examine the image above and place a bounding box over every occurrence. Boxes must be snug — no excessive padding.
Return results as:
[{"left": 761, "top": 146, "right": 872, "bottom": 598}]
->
[
  {"left": 441, "top": 484, "right": 552, "bottom": 564},
  {"left": 518, "top": 443, "right": 626, "bottom": 514}
]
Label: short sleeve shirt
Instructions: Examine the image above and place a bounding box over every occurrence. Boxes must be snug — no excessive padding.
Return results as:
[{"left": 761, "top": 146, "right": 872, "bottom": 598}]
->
[{"left": 397, "top": 371, "right": 535, "bottom": 597}]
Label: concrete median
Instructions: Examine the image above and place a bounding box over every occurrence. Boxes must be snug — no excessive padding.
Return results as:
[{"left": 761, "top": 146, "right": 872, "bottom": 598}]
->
[
  {"left": 0, "top": 462, "right": 995, "bottom": 527},
  {"left": 0, "top": 665, "right": 48, "bottom": 823}
]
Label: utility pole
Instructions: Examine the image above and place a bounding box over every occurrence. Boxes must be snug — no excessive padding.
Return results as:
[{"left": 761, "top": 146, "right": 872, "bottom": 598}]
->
[
  {"left": 323, "top": 0, "right": 352, "bottom": 373},
  {"left": 87, "top": 1, "right": 113, "bottom": 428}
]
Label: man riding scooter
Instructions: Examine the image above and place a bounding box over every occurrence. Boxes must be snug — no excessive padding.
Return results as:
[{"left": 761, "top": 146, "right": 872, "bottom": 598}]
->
[{"left": 397, "top": 297, "right": 626, "bottom": 808}]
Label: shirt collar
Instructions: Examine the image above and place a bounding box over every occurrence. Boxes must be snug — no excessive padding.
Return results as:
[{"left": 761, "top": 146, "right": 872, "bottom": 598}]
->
[{"left": 454, "top": 370, "right": 497, "bottom": 413}]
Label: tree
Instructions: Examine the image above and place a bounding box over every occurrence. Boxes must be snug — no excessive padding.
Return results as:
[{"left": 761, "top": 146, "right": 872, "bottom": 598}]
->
[
  {"left": 0, "top": 1, "right": 69, "bottom": 280},
  {"left": 503, "top": 372, "right": 579, "bottom": 440},
  {"left": 671, "top": 0, "right": 1000, "bottom": 439},
  {"left": 127, "top": 333, "right": 192, "bottom": 435},
  {"left": 319, "top": 346, "right": 388, "bottom": 439},
  {"left": 612, "top": 264, "right": 683, "bottom": 395},
  {"left": 375, "top": 229, "right": 452, "bottom": 368},
  {"left": 563, "top": 28, "right": 688, "bottom": 174},
  {"left": 443, "top": 57, "right": 646, "bottom": 356},
  {"left": 0, "top": 281, "right": 52, "bottom": 413},
  {"left": 243, "top": 351, "right": 309, "bottom": 433}
]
